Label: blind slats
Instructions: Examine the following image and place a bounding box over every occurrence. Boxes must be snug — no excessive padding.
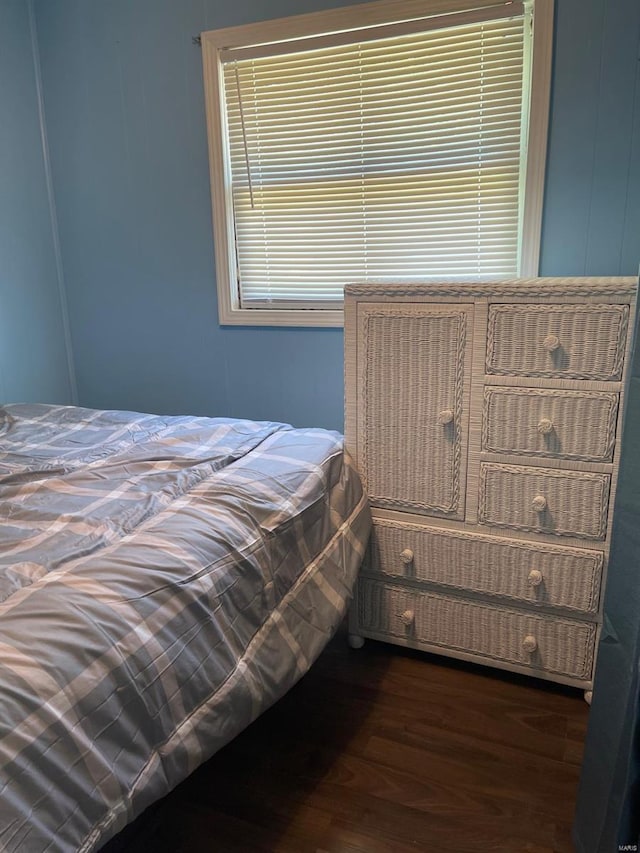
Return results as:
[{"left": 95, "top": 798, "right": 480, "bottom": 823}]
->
[
  {"left": 229, "top": 49, "right": 525, "bottom": 84},
  {"left": 221, "top": 12, "right": 530, "bottom": 307}
]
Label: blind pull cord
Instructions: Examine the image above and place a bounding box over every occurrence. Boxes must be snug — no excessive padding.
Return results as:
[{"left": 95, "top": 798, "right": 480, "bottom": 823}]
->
[{"left": 234, "top": 62, "right": 256, "bottom": 210}]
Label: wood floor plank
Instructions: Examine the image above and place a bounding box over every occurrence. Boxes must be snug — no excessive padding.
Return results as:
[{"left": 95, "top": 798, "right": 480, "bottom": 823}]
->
[{"left": 102, "top": 625, "right": 588, "bottom": 853}]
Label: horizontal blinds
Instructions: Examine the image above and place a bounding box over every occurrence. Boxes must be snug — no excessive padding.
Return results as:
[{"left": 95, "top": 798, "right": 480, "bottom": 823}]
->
[{"left": 222, "top": 12, "right": 529, "bottom": 307}]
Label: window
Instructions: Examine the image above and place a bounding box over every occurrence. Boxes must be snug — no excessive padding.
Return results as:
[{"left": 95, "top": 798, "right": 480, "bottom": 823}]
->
[{"left": 202, "top": 0, "right": 553, "bottom": 326}]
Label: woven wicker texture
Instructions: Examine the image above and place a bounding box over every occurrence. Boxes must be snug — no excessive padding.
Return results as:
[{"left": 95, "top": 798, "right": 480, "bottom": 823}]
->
[
  {"left": 362, "top": 307, "right": 468, "bottom": 515},
  {"left": 344, "top": 277, "right": 638, "bottom": 299},
  {"left": 479, "top": 463, "right": 610, "bottom": 539},
  {"left": 356, "top": 578, "right": 596, "bottom": 679},
  {"left": 486, "top": 303, "right": 629, "bottom": 380},
  {"left": 366, "top": 520, "right": 603, "bottom": 613},
  {"left": 482, "top": 387, "right": 619, "bottom": 461}
]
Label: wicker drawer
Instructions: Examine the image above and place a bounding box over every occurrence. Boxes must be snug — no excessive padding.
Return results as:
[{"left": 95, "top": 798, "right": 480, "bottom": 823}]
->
[
  {"left": 367, "top": 520, "right": 603, "bottom": 614},
  {"left": 355, "top": 578, "right": 596, "bottom": 680},
  {"left": 478, "top": 463, "right": 610, "bottom": 539},
  {"left": 486, "top": 303, "right": 629, "bottom": 380},
  {"left": 482, "top": 387, "right": 619, "bottom": 462}
]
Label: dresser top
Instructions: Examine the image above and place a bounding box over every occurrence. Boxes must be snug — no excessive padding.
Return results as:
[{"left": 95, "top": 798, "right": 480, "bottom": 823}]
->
[{"left": 345, "top": 277, "right": 638, "bottom": 301}]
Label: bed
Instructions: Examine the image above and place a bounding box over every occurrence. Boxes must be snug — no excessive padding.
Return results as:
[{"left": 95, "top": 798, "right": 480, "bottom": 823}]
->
[{"left": 0, "top": 404, "right": 370, "bottom": 852}]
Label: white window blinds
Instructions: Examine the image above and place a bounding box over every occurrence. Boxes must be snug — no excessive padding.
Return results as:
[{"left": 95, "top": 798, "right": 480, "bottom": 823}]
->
[{"left": 220, "top": 4, "right": 531, "bottom": 309}]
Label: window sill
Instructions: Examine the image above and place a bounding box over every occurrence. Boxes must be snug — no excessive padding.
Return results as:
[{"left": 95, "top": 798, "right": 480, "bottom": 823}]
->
[{"left": 219, "top": 305, "right": 345, "bottom": 328}]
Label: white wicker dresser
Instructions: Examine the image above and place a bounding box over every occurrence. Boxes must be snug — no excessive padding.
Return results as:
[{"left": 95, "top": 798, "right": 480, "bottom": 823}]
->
[{"left": 345, "top": 277, "right": 638, "bottom": 699}]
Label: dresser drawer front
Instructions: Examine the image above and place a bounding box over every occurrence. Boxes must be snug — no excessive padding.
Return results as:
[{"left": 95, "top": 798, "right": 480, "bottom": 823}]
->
[
  {"left": 367, "top": 520, "right": 603, "bottom": 613},
  {"left": 486, "top": 303, "right": 629, "bottom": 380},
  {"left": 478, "top": 463, "right": 610, "bottom": 539},
  {"left": 355, "top": 579, "right": 596, "bottom": 680},
  {"left": 482, "top": 387, "right": 619, "bottom": 462},
  {"left": 357, "top": 303, "right": 472, "bottom": 518}
]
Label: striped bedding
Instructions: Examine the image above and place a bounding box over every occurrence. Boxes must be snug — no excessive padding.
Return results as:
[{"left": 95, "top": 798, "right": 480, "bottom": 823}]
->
[{"left": 0, "top": 404, "right": 370, "bottom": 852}]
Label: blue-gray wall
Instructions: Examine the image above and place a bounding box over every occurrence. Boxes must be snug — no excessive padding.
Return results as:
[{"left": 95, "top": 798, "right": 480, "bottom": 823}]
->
[
  {"left": 33, "top": 0, "right": 640, "bottom": 429},
  {"left": 0, "top": 0, "right": 74, "bottom": 404},
  {"left": 573, "top": 325, "right": 640, "bottom": 852}
]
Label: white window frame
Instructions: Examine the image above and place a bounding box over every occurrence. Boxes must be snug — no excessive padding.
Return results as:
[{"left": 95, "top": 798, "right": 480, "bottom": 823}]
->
[{"left": 201, "top": 0, "right": 554, "bottom": 328}]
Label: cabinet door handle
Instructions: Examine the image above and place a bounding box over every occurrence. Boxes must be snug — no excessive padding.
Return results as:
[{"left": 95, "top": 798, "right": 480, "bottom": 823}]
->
[
  {"left": 532, "top": 495, "right": 547, "bottom": 513},
  {"left": 438, "top": 408, "right": 454, "bottom": 425},
  {"left": 543, "top": 334, "right": 560, "bottom": 352},
  {"left": 537, "top": 417, "right": 554, "bottom": 435},
  {"left": 399, "top": 609, "right": 415, "bottom": 627}
]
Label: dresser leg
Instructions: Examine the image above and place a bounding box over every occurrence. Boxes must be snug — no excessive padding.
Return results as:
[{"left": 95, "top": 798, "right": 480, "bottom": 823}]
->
[
  {"left": 348, "top": 633, "right": 365, "bottom": 650},
  {"left": 584, "top": 690, "right": 593, "bottom": 705}
]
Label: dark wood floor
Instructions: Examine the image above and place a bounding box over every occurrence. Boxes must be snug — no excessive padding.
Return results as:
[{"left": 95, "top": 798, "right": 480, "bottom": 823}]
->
[{"left": 103, "top": 626, "right": 588, "bottom": 853}]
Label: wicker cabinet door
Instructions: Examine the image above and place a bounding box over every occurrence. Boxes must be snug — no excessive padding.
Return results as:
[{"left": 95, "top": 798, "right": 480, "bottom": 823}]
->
[{"left": 356, "top": 303, "right": 473, "bottom": 518}]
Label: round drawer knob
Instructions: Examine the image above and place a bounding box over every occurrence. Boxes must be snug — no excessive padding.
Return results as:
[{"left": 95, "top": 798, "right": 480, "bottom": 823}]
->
[
  {"left": 537, "top": 418, "right": 554, "bottom": 435},
  {"left": 532, "top": 495, "right": 547, "bottom": 513},
  {"left": 543, "top": 334, "right": 560, "bottom": 352},
  {"left": 522, "top": 635, "right": 538, "bottom": 654},
  {"left": 438, "top": 409, "right": 454, "bottom": 425},
  {"left": 400, "top": 609, "right": 415, "bottom": 627},
  {"left": 527, "top": 569, "right": 543, "bottom": 587},
  {"left": 400, "top": 548, "right": 414, "bottom": 565}
]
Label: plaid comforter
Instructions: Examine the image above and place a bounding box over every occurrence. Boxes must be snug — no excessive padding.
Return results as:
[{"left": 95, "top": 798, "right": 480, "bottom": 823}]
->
[{"left": 0, "top": 405, "right": 370, "bottom": 852}]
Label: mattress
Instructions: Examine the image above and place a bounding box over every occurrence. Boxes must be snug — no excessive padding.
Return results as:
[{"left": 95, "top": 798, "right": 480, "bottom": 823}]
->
[{"left": 0, "top": 404, "right": 370, "bottom": 852}]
